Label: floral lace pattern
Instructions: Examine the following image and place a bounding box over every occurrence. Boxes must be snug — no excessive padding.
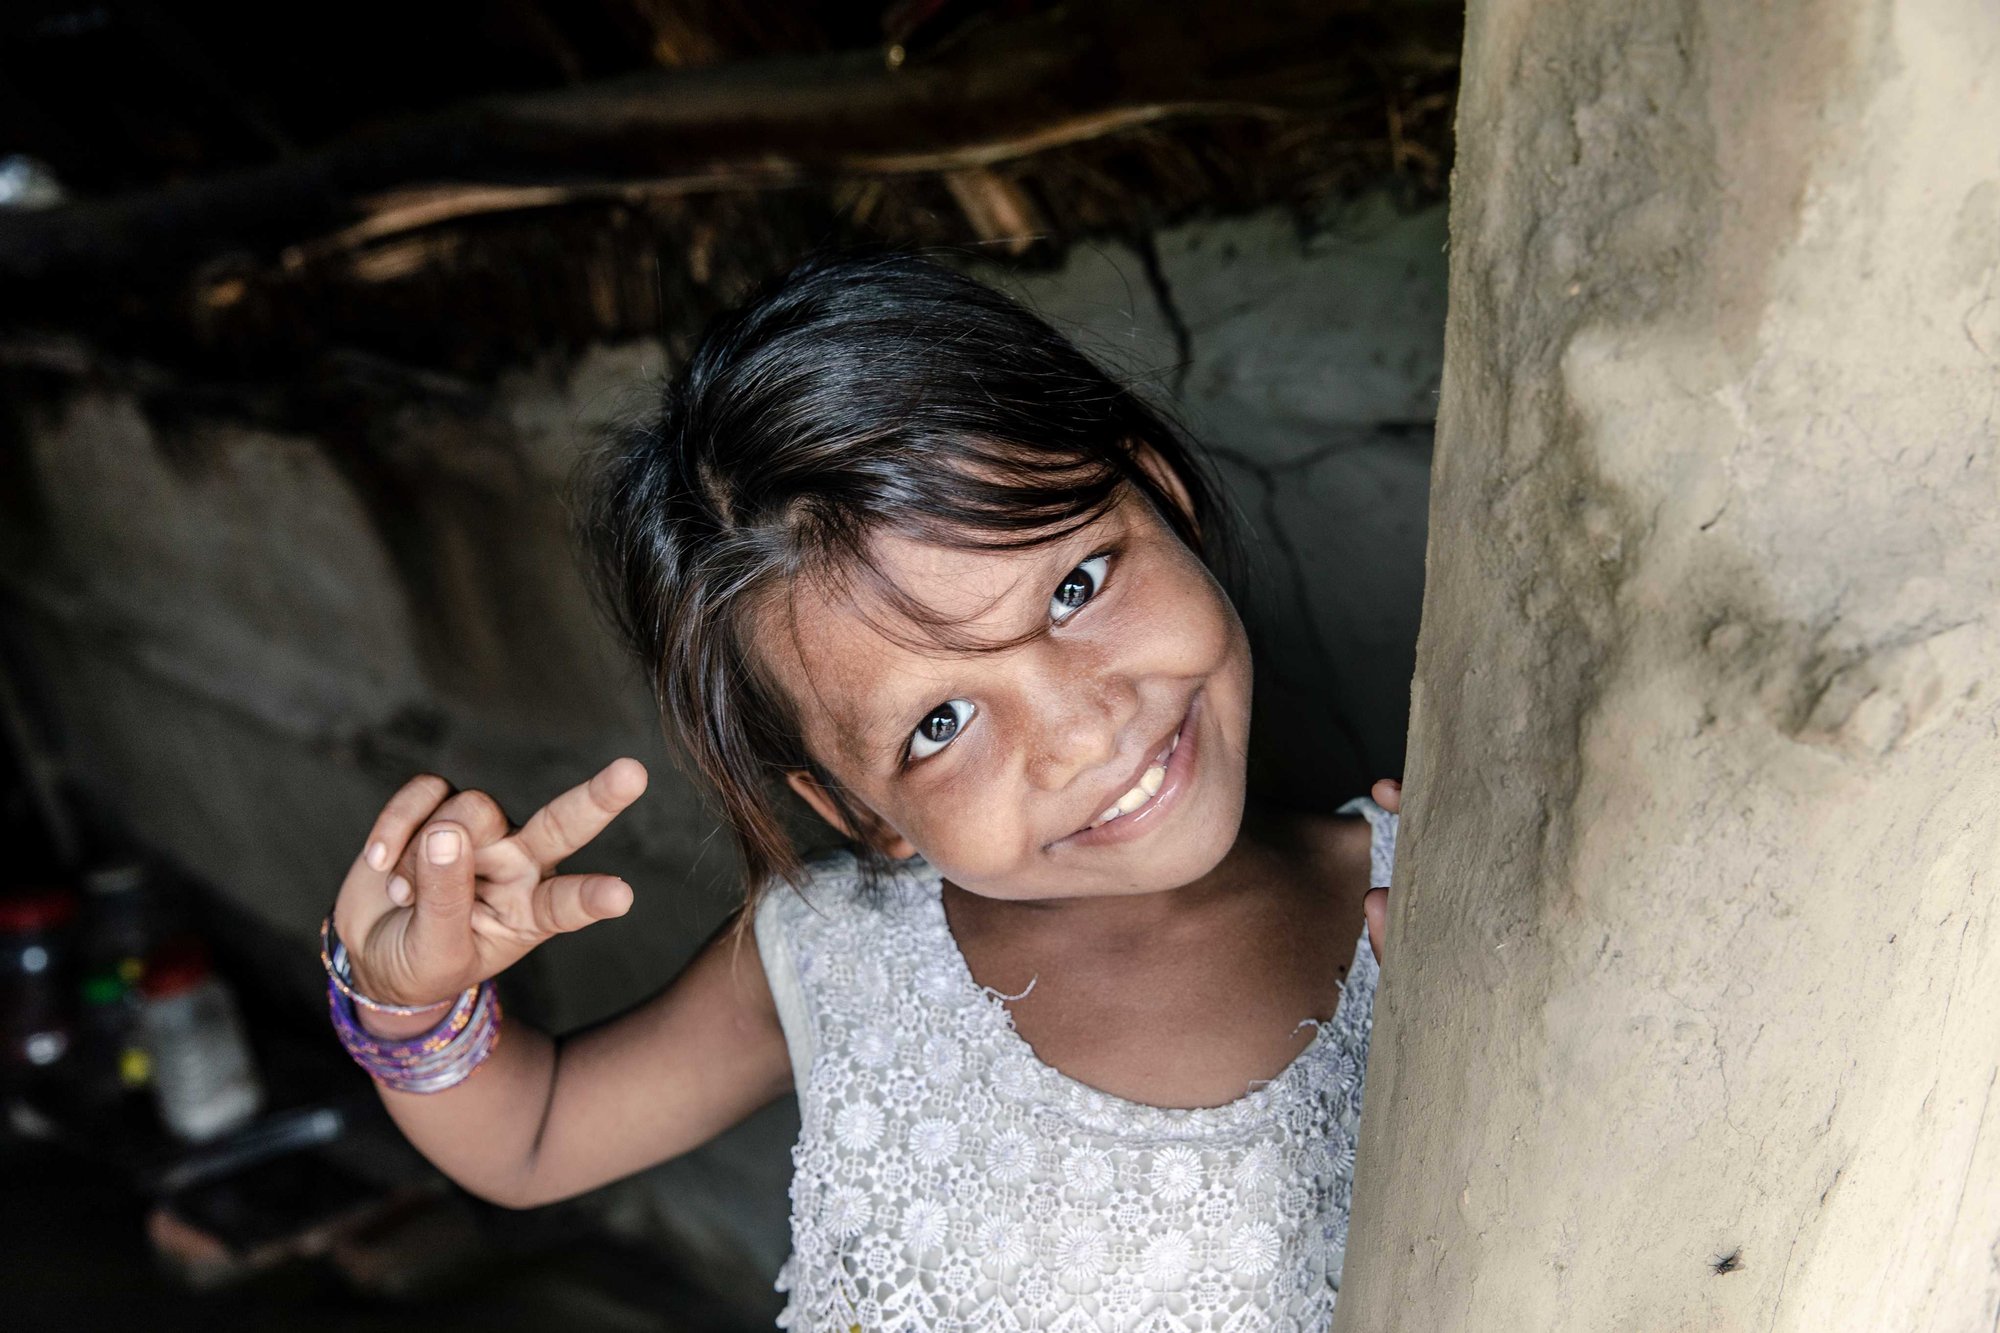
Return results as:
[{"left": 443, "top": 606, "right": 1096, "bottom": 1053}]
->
[{"left": 759, "top": 799, "right": 1393, "bottom": 1331}]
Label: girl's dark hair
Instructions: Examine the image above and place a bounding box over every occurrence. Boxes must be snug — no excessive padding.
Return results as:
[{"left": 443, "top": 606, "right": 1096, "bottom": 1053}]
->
[{"left": 571, "top": 248, "right": 1233, "bottom": 906}]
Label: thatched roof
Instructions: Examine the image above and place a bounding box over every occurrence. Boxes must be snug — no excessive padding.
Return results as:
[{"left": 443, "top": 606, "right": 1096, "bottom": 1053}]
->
[{"left": 0, "top": 0, "right": 1458, "bottom": 384}]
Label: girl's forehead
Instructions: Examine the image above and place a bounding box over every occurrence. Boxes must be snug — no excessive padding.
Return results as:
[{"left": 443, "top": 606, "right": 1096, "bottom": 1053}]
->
[
  {"left": 857, "top": 528, "right": 1052, "bottom": 620},
  {"left": 776, "top": 533, "right": 1040, "bottom": 685},
  {"left": 806, "top": 500, "right": 1130, "bottom": 648}
]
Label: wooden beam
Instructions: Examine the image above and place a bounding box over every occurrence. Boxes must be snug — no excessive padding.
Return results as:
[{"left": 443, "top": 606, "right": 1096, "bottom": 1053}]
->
[{"left": 0, "top": 1, "right": 1458, "bottom": 296}]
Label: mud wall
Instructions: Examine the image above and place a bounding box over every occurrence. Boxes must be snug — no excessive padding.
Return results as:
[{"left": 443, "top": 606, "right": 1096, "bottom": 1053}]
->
[{"left": 1335, "top": 2, "right": 2000, "bottom": 1329}]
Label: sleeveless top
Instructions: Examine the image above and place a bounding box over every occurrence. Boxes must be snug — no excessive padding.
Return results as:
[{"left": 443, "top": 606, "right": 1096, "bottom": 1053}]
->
[{"left": 753, "top": 797, "right": 1397, "bottom": 1332}]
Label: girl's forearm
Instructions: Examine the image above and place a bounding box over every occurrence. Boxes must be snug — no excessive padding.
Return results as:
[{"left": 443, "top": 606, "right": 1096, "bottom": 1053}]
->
[
  {"left": 358, "top": 1004, "right": 559, "bottom": 1207},
  {"left": 344, "top": 919, "right": 793, "bottom": 1211}
]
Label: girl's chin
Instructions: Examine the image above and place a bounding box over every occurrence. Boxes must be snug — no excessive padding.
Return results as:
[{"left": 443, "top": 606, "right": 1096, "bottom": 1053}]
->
[{"left": 949, "top": 803, "right": 1246, "bottom": 902}]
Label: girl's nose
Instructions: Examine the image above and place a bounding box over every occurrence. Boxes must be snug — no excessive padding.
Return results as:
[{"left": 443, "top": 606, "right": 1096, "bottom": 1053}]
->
[{"left": 1021, "top": 653, "right": 1140, "bottom": 792}]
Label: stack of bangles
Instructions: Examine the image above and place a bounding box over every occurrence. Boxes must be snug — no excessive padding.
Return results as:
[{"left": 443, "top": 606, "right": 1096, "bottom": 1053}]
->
[{"left": 320, "top": 916, "right": 501, "bottom": 1094}]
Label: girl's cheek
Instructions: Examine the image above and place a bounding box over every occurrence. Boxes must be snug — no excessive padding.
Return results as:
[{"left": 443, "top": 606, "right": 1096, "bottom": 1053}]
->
[
  {"left": 1149, "top": 568, "right": 1238, "bottom": 669},
  {"left": 912, "top": 751, "right": 1021, "bottom": 876},
  {"left": 919, "top": 807, "right": 1024, "bottom": 887}
]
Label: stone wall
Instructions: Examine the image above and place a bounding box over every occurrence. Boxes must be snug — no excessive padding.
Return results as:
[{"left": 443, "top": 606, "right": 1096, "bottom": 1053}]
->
[{"left": 0, "top": 188, "right": 1444, "bottom": 1309}]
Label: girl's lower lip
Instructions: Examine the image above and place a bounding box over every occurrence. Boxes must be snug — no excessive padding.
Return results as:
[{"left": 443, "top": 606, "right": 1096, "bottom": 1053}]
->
[{"left": 1056, "top": 690, "right": 1202, "bottom": 849}]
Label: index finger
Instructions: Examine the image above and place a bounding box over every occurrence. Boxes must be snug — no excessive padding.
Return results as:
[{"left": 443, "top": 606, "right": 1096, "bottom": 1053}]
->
[
  {"left": 356, "top": 773, "right": 454, "bottom": 876},
  {"left": 511, "top": 757, "right": 649, "bottom": 872},
  {"left": 336, "top": 772, "right": 454, "bottom": 934}
]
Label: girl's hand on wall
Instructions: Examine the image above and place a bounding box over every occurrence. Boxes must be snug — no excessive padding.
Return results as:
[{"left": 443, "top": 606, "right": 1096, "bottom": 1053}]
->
[
  {"left": 1369, "top": 777, "right": 1401, "bottom": 817},
  {"left": 332, "top": 758, "right": 649, "bottom": 1012},
  {"left": 1363, "top": 777, "right": 1400, "bottom": 962}
]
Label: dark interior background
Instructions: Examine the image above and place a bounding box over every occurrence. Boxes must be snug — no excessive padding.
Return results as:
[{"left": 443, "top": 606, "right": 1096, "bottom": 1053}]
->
[{"left": 0, "top": 1, "right": 1455, "bottom": 1325}]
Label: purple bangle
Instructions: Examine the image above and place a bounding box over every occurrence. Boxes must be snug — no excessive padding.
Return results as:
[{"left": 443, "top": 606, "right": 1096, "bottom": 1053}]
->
[{"left": 328, "top": 975, "right": 501, "bottom": 1094}]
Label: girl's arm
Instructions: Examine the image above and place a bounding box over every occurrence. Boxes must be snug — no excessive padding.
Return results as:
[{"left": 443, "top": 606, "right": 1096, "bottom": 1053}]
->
[
  {"left": 359, "top": 911, "right": 790, "bottom": 1209},
  {"left": 336, "top": 763, "right": 792, "bottom": 1209}
]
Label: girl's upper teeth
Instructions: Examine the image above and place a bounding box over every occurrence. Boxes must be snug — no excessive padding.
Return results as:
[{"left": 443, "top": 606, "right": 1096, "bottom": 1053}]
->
[
  {"left": 1098, "top": 764, "right": 1167, "bottom": 824},
  {"left": 1093, "top": 724, "right": 1181, "bottom": 827}
]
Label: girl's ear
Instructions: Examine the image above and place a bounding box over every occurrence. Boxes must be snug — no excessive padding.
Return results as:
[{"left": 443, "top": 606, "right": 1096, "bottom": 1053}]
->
[
  {"left": 1128, "top": 439, "right": 1200, "bottom": 538},
  {"left": 783, "top": 768, "right": 917, "bottom": 859}
]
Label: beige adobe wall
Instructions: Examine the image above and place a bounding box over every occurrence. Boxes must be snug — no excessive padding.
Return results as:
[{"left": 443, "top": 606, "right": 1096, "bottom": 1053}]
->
[{"left": 1335, "top": 1, "right": 2000, "bottom": 1329}]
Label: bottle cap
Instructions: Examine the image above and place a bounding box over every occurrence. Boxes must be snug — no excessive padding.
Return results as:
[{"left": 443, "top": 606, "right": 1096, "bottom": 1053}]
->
[
  {"left": 0, "top": 887, "right": 79, "bottom": 934},
  {"left": 140, "top": 939, "right": 212, "bottom": 999}
]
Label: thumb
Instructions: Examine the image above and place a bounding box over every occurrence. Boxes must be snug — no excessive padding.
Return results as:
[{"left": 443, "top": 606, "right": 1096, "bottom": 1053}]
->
[
  {"left": 405, "top": 820, "right": 477, "bottom": 972},
  {"left": 1364, "top": 887, "right": 1388, "bottom": 964}
]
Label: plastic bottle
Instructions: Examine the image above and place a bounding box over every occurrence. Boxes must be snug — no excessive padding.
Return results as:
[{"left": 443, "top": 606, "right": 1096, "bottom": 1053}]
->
[{"left": 138, "top": 941, "right": 264, "bottom": 1142}]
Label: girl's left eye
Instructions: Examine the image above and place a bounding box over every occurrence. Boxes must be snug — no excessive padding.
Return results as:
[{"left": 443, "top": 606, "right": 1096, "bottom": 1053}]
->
[
  {"left": 1050, "top": 554, "right": 1111, "bottom": 623},
  {"left": 908, "top": 698, "right": 975, "bottom": 762}
]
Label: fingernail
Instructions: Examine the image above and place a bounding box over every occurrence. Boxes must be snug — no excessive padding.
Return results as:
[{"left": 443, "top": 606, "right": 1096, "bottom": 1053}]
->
[
  {"left": 388, "top": 874, "right": 412, "bottom": 905},
  {"left": 426, "top": 828, "right": 461, "bottom": 865},
  {"left": 366, "top": 841, "right": 389, "bottom": 871}
]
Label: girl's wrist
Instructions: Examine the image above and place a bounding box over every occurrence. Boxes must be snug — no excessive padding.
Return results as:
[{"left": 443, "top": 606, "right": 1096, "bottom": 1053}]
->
[
  {"left": 319, "top": 914, "right": 465, "bottom": 1023},
  {"left": 328, "top": 975, "right": 502, "bottom": 1094},
  {"left": 321, "top": 915, "right": 499, "bottom": 1086}
]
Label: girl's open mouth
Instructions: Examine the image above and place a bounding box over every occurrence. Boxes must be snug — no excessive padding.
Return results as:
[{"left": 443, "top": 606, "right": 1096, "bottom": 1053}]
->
[
  {"left": 1058, "top": 690, "right": 1202, "bottom": 848},
  {"left": 1087, "top": 727, "right": 1181, "bottom": 829}
]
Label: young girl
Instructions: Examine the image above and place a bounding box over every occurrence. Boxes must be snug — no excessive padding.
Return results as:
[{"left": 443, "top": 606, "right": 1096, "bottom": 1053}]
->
[{"left": 324, "top": 251, "right": 1401, "bottom": 1330}]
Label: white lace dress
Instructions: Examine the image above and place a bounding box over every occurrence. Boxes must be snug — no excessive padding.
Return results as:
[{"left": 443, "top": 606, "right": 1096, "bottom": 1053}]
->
[{"left": 753, "top": 797, "right": 1396, "bottom": 1332}]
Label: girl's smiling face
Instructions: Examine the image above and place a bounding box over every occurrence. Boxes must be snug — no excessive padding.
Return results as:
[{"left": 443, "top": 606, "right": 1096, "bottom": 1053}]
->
[{"left": 756, "top": 452, "right": 1253, "bottom": 903}]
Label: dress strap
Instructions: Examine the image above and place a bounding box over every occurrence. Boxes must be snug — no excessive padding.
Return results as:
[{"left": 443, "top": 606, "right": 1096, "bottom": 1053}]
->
[{"left": 1333, "top": 794, "right": 1400, "bottom": 889}]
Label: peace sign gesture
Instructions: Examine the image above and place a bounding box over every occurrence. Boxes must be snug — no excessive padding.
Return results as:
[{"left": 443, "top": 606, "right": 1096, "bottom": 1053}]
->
[{"left": 331, "top": 758, "right": 649, "bottom": 1013}]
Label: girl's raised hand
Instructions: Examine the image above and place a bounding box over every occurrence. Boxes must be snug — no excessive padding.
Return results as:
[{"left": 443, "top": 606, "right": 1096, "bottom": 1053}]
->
[{"left": 331, "top": 758, "right": 649, "bottom": 1011}]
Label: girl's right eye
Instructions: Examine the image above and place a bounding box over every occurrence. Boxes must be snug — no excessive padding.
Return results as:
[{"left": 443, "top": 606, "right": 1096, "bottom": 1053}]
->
[
  {"left": 908, "top": 699, "right": 975, "bottom": 763},
  {"left": 1051, "top": 554, "right": 1111, "bottom": 624}
]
